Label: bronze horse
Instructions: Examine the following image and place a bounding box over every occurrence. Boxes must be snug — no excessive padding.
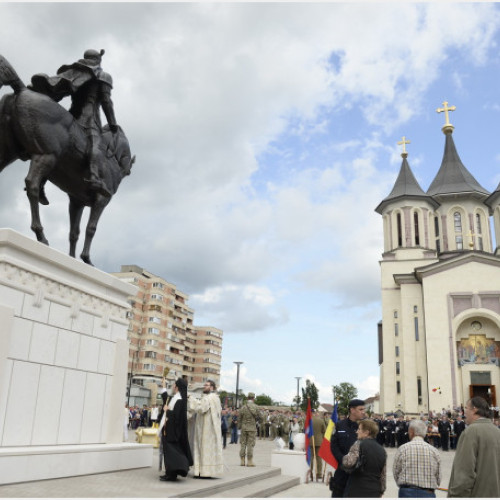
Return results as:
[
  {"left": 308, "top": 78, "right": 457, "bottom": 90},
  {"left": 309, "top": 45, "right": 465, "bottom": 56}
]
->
[{"left": 0, "top": 54, "right": 134, "bottom": 265}]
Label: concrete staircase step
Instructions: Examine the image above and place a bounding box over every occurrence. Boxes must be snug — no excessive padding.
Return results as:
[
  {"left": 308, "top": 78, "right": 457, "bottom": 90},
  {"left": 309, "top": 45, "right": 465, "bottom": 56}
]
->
[
  {"left": 175, "top": 468, "right": 283, "bottom": 498},
  {"left": 208, "top": 474, "right": 300, "bottom": 498}
]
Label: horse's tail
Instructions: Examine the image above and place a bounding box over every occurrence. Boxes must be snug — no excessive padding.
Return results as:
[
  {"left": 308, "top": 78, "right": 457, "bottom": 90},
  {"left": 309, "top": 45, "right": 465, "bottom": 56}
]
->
[{"left": 0, "top": 54, "right": 26, "bottom": 94}]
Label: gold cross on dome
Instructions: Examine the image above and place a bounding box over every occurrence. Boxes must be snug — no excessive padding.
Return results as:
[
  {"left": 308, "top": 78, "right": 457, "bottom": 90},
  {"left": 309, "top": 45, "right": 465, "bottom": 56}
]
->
[
  {"left": 397, "top": 136, "right": 410, "bottom": 156},
  {"left": 437, "top": 101, "right": 456, "bottom": 130}
]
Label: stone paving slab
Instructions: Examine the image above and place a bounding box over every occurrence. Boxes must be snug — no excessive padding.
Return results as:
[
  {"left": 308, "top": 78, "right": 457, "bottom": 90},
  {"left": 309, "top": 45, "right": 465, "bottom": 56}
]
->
[{"left": 0, "top": 434, "right": 456, "bottom": 498}]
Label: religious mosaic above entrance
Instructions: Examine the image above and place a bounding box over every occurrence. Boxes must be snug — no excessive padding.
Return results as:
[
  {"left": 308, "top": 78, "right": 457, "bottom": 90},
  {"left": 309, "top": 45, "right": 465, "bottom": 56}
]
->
[{"left": 457, "top": 334, "right": 500, "bottom": 366}]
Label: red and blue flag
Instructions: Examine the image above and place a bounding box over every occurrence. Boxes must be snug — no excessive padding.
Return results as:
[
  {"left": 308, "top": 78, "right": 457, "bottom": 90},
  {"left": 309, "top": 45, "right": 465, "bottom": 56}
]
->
[{"left": 304, "top": 398, "right": 313, "bottom": 465}]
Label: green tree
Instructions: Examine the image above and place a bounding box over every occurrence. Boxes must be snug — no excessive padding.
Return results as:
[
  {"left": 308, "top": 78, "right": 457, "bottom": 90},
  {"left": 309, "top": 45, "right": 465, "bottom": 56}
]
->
[
  {"left": 255, "top": 394, "right": 273, "bottom": 406},
  {"left": 219, "top": 390, "right": 229, "bottom": 408},
  {"left": 300, "top": 379, "right": 319, "bottom": 410},
  {"left": 220, "top": 389, "right": 246, "bottom": 408},
  {"left": 333, "top": 382, "right": 358, "bottom": 417}
]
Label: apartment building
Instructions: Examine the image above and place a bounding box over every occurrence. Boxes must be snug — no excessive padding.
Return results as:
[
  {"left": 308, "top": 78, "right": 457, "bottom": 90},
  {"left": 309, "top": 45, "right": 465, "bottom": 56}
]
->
[
  {"left": 194, "top": 326, "right": 224, "bottom": 382},
  {"left": 112, "top": 265, "right": 223, "bottom": 401}
]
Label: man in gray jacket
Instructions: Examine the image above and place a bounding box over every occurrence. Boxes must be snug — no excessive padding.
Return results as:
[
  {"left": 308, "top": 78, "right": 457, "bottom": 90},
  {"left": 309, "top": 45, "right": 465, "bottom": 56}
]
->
[{"left": 448, "top": 397, "right": 500, "bottom": 497}]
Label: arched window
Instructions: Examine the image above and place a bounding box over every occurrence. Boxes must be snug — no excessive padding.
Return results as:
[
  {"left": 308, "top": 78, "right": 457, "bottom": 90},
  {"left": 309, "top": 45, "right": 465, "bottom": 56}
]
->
[
  {"left": 434, "top": 215, "right": 441, "bottom": 253},
  {"left": 454, "top": 212, "right": 463, "bottom": 250},
  {"left": 476, "top": 213, "right": 482, "bottom": 234},
  {"left": 414, "top": 212, "right": 420, "bottom": 246},
  {"left": 476, "top": 213, "right": 484, "bottom": 251},
  {"left": 396, "top": 213, "right": 403, "bottom": 247},
  {"left": 454, "top": 212, "right": 462, "bottom": 232}
]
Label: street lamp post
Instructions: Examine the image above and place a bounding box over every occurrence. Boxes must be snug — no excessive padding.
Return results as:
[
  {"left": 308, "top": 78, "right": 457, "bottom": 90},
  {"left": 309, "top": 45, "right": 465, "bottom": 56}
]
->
[
  {"left": 295, "top": 377, "right": 301, "bottom": 410},
  {"left": 234, "top": 361, "right": 243, "bottom": 409}
]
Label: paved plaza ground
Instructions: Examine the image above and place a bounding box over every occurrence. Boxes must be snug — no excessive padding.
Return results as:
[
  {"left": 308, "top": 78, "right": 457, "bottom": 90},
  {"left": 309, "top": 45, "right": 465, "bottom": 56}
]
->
[{"left": 0, "top": 434, "right": 455, "bottom": 498}]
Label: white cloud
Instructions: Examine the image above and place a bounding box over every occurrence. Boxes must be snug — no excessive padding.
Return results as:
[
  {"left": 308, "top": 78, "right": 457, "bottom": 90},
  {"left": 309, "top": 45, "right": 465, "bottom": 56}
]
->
[
  {"left": 219, "top": 364, "right": 264, "bottom": 397},
  {"left": 191, "top": 284, "right": 288, "bottom": 333},
  {"left": 2, "top": 3, "right": 498, "bottom": 292},
  {"left": 355, "top": 376, "right": 381, "bottom": 400}
]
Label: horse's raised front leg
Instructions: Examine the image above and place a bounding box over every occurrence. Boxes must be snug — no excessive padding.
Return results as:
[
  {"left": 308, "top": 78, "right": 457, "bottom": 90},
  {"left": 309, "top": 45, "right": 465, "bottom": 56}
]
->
[
  {"left": 25, "top": 153, "right": 56, "bottom": 245},
  {"left": 80, "top": 196, "right": 110, "bottom": 266},
  {"left": 68, "top": 196, "right": 85, "bottom": 258}
]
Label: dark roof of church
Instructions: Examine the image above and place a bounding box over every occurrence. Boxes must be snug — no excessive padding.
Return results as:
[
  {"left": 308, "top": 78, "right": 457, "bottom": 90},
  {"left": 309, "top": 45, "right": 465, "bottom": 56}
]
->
[
  {"left": 485, "top": 180, "right": 500, "bottom": 208},
  {"left": 375, "top": 156, "right": 436, "bottom": 214},
  {"left": 426, "top": 133, "right": 489, "bottom": 197}
]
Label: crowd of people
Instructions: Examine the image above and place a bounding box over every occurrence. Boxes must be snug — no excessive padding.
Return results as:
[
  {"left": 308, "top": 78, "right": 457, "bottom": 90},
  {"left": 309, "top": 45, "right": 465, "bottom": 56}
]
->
[
  {"left": 124, "top": 386, "right": 500, "bottom": 496},
  {"left": 220, "top": 407, "right": 311, "bottom": 445},
  {"left": 330, "top": 397, "right": 500, "bottom": 498},
  {"left": 370, "top": 412, "right": 469, "bottom": 451},
  {"left": 125, "top": 404, "right": 161, "bottom": 430}
]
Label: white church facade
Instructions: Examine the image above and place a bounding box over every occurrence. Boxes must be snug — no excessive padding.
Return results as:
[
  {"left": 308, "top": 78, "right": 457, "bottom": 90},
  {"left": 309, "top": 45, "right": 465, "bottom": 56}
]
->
[{"left": 376, "top": 104, "right": 500, "bottom": 417}]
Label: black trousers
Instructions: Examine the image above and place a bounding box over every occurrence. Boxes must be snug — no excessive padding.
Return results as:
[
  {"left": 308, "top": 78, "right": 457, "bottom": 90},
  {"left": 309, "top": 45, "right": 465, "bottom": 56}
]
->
[{"left": 440, "top": 432, "right": 449, "bottom": 451}]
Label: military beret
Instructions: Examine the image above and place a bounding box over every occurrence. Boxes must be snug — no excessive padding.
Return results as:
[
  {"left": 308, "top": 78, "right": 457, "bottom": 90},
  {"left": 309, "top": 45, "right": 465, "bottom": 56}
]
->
[{"left": 348, "top": 398, "right": 365, "bottom": 408}]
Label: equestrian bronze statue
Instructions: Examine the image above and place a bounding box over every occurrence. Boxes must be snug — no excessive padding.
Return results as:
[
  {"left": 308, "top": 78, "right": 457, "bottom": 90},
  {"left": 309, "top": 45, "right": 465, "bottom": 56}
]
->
[{"left": 0, "top": 50, "right": 135, "bottom": 265}]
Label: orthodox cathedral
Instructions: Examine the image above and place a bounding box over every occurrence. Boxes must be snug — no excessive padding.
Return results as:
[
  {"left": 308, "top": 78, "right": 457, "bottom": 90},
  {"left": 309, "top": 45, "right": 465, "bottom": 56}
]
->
[{"left": 376, "top": 102, "right": 500, "bottom": 416}]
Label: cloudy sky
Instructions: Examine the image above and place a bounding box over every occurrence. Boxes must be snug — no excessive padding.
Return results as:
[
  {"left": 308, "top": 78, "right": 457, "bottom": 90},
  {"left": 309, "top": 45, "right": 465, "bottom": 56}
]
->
[{"left": 2, "top": 2, "right": 500, "bottom": 406}]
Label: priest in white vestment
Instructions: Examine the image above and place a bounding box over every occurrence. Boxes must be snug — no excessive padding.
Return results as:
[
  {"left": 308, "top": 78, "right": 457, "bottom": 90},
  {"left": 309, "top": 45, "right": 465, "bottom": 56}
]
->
[{"left": 189, "top": 380, "right": 224, "bottom": 478}]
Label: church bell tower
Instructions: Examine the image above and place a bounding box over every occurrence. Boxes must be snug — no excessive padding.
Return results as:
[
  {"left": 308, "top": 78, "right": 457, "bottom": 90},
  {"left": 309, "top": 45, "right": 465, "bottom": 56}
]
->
[{"left": 375, "top": 102, "right": 500, "bottom": 416}]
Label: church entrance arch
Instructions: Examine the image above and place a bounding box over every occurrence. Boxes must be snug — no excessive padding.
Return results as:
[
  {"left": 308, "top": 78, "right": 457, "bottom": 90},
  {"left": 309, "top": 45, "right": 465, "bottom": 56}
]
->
[{"left": 454, "top": 315, "right": 500, "bottom": 417}]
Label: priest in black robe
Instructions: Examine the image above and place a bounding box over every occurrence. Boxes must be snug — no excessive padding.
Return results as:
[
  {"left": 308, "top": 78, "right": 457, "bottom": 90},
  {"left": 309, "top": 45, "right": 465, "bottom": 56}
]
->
[{"left": 159, "top": 378, "right": 193, "bottom": 481}]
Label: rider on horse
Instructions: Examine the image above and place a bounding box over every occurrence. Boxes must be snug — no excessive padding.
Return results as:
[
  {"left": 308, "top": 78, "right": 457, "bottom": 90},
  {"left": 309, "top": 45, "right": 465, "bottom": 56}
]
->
[{"left": 30, "top": 49, "right": 118, "bottom": 204}]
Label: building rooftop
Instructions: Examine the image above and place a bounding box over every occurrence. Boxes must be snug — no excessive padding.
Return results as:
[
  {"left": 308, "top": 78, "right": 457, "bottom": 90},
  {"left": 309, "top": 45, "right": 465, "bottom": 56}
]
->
[
  {"left": 375, "top": 155, "right": 436, "bottom": 214},
  {"left": 427, "top": 131, "right": 489, "bottom": 197}
]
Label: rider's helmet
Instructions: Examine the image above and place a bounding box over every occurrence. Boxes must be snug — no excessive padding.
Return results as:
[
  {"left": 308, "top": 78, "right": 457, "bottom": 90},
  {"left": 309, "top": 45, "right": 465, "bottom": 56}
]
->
[{"left": 83, "top": 49, "right": 105, "bottom": 65}]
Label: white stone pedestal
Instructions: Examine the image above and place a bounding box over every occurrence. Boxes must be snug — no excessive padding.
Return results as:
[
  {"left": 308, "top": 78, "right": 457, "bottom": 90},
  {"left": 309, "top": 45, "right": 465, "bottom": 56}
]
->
[
  {"left": 271, "top": 449, "right": 310, "bottom": 484},
  {"left": 0, "top": 229, "right": 153, "bottom": 484}
]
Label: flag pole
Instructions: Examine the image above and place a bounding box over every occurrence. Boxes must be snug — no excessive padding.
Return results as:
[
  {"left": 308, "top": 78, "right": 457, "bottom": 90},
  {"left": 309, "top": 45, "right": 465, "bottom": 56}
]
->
[{"left": 311, "top": 434, "right": 317, "bottom": 480}]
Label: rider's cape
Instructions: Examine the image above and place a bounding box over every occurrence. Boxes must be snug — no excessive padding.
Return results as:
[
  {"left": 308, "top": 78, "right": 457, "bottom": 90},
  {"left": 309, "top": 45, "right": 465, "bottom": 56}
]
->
[{"left": 30, "top": 60, "right": 112, "bottom": 102}]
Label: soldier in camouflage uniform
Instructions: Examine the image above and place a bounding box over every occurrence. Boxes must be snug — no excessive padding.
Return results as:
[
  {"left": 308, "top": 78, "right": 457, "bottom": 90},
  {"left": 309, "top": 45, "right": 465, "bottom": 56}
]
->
[
  {"left": 258, "top": 410, "right": 268, "bottom": 439},
  {"left": 282, "top": 411, "right": 291, "bottom": 443},
  {"left": 238, "top": 392, "right": 260, "bottom": 466},
  {"left": 270, "top": 412, "right": 278, "bottom": 440},
  {"left": 277, "top": 412, "right": 284, "bottom": 438}
]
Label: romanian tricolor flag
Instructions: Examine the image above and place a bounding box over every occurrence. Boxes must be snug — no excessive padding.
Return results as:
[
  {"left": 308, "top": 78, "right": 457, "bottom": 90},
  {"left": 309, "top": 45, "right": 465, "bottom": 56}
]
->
[
  {"left": 304, "top": 398, "right": 314, "bottom": 465},
  {"left": 318, "top": 402, "right": 339, "bottom": 469}
]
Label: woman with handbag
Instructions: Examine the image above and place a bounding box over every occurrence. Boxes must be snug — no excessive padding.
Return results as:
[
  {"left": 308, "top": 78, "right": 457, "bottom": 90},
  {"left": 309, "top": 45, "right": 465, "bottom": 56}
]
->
[{"left": 342, "top": 419, "right": 387, "bottom": 497}]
